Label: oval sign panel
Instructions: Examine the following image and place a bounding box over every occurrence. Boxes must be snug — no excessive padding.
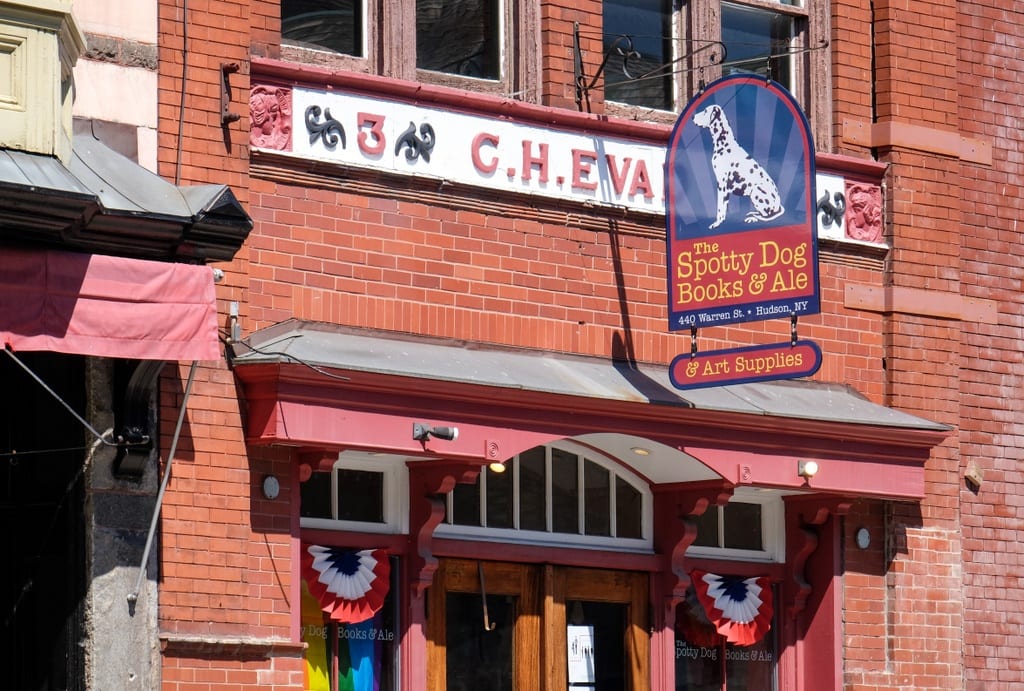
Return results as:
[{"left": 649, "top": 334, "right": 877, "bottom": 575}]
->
[{"left": 669, "top": 341, "right": 823, "bottom": 391}]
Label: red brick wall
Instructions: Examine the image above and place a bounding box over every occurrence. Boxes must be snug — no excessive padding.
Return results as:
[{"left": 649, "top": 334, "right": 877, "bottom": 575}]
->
[{"left": 957, "top": 1, "right": 1024, "bottom": 688}]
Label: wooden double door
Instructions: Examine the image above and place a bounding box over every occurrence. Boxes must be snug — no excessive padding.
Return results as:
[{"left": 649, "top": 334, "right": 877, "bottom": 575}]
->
[{"left": 427, "top": 559, "right": 649, "bottom": 691}]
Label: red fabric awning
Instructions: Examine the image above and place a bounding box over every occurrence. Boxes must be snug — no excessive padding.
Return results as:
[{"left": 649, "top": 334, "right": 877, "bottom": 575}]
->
[{"left": 0, "top": 247, "right": 220, "bottom": 361}]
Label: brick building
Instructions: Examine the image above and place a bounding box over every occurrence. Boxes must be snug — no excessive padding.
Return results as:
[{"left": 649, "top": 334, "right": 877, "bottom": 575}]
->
[{"left": 3, "top": 0, "right": 1022, "bottom": 689}]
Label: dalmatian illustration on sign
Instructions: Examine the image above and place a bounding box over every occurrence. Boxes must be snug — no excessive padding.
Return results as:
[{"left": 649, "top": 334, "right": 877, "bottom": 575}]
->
[{"left": 693, "top": 104, "right": 784, "bottom": 229}]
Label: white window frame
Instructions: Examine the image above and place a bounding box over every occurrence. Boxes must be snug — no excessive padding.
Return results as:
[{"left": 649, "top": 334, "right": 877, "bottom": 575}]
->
[
  {"left": 299, "top": 452, "right": 409, "bottom": 535},
  {"left": 684, "top": 488, "right": 785, "bottom": 563}
]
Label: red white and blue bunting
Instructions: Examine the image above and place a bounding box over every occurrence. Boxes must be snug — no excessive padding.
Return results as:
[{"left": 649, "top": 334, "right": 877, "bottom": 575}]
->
[
  {"left": 302, "top": 545, "right": 391, "bottom": 624},
  {"left": 690, "top": 570, "right": 773, "bottom": 647}
]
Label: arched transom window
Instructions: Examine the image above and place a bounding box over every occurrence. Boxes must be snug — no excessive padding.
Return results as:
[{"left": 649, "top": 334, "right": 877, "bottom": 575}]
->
[{"left": 437, "top": 442, "right": 653, "bottom": 551}]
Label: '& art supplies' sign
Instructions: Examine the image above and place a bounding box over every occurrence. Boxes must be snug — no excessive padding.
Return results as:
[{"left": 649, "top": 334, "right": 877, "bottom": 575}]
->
[{"left": 665, "top": 75, "right": 820, "bottom": 330}]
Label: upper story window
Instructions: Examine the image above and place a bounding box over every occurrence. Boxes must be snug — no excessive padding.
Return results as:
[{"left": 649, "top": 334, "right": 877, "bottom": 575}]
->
[
  {"left": 602, "top": 0, "right": 824, "bottom": 134},
  {"left": 438, "top": 443, "right": 652, "bottom": 551},
  {"left": 281, "top": 0, "right": 530, "bottom": 97},
  {"left": 416, "top": 0, "right": 501, "bottom": 80},
  {"left": 281, "top": 0, "right": 364, "bottom": 56}
]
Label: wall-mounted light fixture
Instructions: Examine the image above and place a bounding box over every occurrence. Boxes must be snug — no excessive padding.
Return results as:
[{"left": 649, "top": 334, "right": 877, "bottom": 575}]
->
[
  {"left": 797, "top": 459, "right": 819, "bottom": 479},
  {"left": 262, "top": 474, "right": 281, "bottom": 500},
  {"left": 488, "top": 461, "right": 506, "bottom": 474},
  {"left": 412, "top": 422, "right": 459, "bottom": 442}
]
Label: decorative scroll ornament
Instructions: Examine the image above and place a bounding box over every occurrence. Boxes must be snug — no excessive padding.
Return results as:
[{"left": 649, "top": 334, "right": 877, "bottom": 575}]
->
[
  {"left": 302, "top": 546, "right": 390, "bottom": 623},
  {"left": 305, "top": 105, "right": 346, "bottom": 149},
  {"left": 816, "top": 189, "right": 845, "bottom": 229},
  {"left": 394, "top": 121, "right": 436, "bottom": 162},
  {"left": 691, "top": 570, "right": 773, "bottom": 646}
]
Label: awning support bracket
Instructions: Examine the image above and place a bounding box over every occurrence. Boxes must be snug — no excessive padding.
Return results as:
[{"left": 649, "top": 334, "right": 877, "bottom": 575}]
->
[
  {"left": 128, "top": 360, "right": 199, "bottom": 611},
  {"left": 3, "top": 346, "right": 116, "bottom": 446}
]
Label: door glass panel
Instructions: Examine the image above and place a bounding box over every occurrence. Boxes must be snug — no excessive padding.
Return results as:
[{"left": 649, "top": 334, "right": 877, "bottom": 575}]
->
[
  {"left": 567, "top": 600, "right": 626, "bottom": 690},
  {"left": 552, "top": 449, "right": 579, "bottom": 534},
  {"left": 445, "top": 592, "right": 515, "bottom": 691}
]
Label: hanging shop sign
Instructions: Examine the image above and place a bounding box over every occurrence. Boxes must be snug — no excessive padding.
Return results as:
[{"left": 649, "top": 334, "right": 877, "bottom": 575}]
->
[
  {"left": 664, "top": 75, "right": 820, "bottom": 331},
  {"left": 663, "top": 75, "right": 822, "bottom": 391},
  {"left": 669, "top": 339, "right": 822, "bottom": 390}
]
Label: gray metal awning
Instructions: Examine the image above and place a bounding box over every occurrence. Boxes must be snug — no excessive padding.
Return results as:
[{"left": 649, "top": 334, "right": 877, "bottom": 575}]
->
[
  {"left": 231, "top": 318, "right": 949, "bottom": 433},
  {"left": 0, "top": 133, "right": 251, "bottom": 263}
]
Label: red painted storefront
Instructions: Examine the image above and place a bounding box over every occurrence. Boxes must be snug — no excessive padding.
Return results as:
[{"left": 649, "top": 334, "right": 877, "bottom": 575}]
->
[{"left": 151, "top": 0, "right": 1018, "bottom": 689}]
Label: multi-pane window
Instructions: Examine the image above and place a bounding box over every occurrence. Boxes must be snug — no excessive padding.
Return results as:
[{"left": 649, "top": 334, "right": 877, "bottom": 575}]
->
[
  {"left": 300, "top": 454, "right": 408, "bottom": 533},
  {"left": 281, "top": 0, "right": 528, "bottom": 96},
  {"left": 441, "top": 444, "right": 650, "bottom": 548},
  {"left": 688, "top": 493, "right": 783, "bottom": 562},
  {"left": 602, "top": 0, "right": 815, "bottom": 116}
]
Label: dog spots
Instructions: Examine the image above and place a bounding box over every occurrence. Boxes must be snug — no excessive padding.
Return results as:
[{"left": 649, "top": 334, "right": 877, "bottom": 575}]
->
[{"left": 693, "top": 104, "right": 784, "bottom": 229}]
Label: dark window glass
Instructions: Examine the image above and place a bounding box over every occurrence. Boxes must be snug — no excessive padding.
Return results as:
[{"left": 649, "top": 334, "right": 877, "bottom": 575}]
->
[
  {"left": 602, "top": 0, "right": 672, "bottom": 109},
  {"left": 615, "top": 477, "right": 642, "bottom": 538},
  {"left": 722, "top": 2, "right": 794, "bottom": 86},
  {"left": 723, "top": 502, "right": 762, "bottom": 551},
  {"left": 584, "top": 460, "right": 611, "bottom": 537},
  {"left": 281, "top": 0, "right": 363, "bottom": 57},
  {"left": 451, "top": 477, "right": 482, "bottom": 526},
  {"left": 567, "top": 600, "right": 627, "bottom": 688},
  {"left": 336, "top": 468, "right": 385, "bottom": 522},
  {"left": 416, "top": 0, "right": 500, "bottom": 79},
  {"left": 486, "top": 463, "right": 514, "bottom": 528},
  {"left": 446, "top": 592, "right": 515, "bottom": 690},
  {"left": 519, "top": 448, "right": 547, "bottom": 532},
  {"left": 693, "top": 508, "right": 720, "bottom": 547},
  {"left": 551, "top": 449, "right": 579, "bottom": 534},
  {"left": 300, "top": 471, "right": 332, "bottom": 519}
]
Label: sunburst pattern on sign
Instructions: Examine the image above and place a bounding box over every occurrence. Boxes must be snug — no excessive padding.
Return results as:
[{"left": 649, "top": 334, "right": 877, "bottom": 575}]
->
[
  {"left": 691, "top": 570, "right": 773, "bottom": 646},
  {"left": 302, "top": 546, "right": 391, "bottom": 624}
]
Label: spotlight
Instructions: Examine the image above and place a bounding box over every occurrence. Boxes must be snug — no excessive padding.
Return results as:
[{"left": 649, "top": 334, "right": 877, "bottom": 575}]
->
[
  {"left": 797, "top": 460, "right": 819, "bottom": 479},
  {"left": 488, "top": 462, "right": 507, "bottom": 473},
  {"left": 413, "top": 422, "right": 459, "bottom": 442}
]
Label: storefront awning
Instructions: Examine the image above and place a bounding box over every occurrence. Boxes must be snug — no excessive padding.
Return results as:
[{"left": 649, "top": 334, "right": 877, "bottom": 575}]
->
[
  {"left": 230, "top": 319, "right": 951, "bottom": 499},
  {"left": 0, "top": 246, "right": 220, "bottom": 361}
]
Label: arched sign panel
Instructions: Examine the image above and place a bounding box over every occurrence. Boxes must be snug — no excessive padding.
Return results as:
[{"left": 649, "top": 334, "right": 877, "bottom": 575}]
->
[{"left": 665, "top": 75, "right": 820, "bottom": 331}]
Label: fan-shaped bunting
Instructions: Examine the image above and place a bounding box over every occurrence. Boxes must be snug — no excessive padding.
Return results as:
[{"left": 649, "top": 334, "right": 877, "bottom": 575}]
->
[
  {"left": 691, "top": 570, "right": 773, "bottom": 646},
  {"left": 302, "top": 546, "right": 391, "bottom": 624}
]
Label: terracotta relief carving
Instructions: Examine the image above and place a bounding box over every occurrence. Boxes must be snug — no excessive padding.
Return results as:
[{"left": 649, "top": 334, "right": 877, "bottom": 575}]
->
[
  {"left": 250, "top": 85, "right": 292, "bottom": 151},
  {"left": 845, "top": 182, "right": 882, "bottom": 243}
]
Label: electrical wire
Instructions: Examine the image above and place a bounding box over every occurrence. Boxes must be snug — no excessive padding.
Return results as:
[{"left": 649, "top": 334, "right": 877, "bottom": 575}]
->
[{"left": 222, "top": 332, "right": 351, "bottom": 382}]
